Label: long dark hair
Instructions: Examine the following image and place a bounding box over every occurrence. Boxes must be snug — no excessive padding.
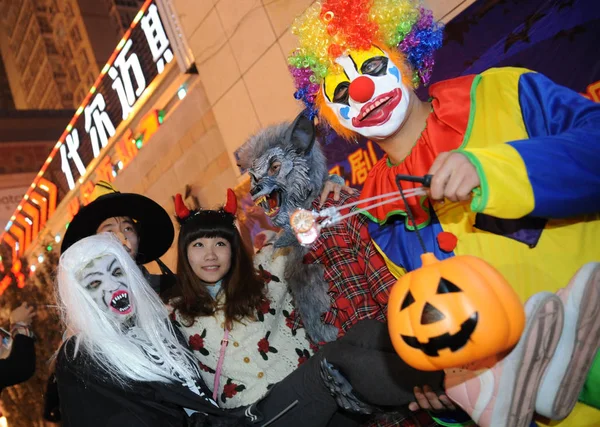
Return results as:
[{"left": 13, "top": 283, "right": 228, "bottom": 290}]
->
[{"left": 172, "top": 209, "right": 265, "bottom": 329}]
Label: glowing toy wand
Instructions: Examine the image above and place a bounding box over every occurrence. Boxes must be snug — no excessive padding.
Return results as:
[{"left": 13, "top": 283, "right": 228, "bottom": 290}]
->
[{"left": 290, "top": 175, "right": 432, "bottom": 246}]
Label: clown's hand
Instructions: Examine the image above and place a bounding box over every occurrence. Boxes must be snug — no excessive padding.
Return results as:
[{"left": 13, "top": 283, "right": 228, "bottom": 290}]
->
[
  {"left": 408, "top": 386, "right": 456, "bottom": 412},
  {"left": 320, "top": 175, "right": 357, "bottom": 206},
  {"left": 428, "top": 152, "right": 480, "bottom": 202}
]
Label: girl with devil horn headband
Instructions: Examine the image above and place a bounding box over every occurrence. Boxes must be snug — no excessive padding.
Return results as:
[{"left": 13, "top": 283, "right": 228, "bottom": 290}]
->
[{"left": 167, "top": 190, "right": 472, "bottom": 426}]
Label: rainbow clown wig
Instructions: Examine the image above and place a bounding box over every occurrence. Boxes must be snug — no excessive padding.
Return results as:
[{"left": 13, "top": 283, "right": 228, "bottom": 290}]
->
[{"left": 288, "top": 0, "right": 443, "bottom": 139}]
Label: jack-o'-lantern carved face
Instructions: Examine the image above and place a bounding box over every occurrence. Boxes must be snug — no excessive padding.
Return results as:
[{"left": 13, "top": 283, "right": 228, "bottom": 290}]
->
[{"left": 388, "top": 253, "right": 525, "bottom": 371}]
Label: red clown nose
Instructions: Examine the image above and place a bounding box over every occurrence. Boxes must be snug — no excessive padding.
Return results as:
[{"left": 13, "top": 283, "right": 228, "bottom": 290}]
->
[{"left": 349, "top": 76, "right": 375, "bottom": 103}]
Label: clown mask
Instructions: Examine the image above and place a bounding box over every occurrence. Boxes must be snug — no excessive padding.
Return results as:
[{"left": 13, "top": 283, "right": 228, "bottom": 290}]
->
[
  {"left": 78, "top": 255, "right": 134, "bottom": 322},
  {"left": 322, "top": 46, "right": 412, "bottom": 140}
]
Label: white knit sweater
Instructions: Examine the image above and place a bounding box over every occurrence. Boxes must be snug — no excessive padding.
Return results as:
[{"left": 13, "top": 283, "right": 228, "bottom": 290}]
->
[{"left": 174, "top": 241, "right": 314, "bottom": 408}]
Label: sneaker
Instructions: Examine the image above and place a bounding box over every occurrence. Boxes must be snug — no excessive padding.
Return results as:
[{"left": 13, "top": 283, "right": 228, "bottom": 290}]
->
[
  {"left": 445, "top": 292, "right": 563, "bottom": 427},
  {"left": 535, "top": 262, "right": 600, "bottom": 420}
]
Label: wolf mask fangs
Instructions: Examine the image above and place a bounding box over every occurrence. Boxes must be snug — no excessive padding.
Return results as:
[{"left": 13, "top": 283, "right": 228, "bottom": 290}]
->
[{"left": 237, "top": 113, "right": 329, "bottom": 247}]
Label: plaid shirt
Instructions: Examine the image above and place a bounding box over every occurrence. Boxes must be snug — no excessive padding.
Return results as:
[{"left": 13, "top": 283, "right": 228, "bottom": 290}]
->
[
  {"left": 302, "top": 191, "right": 397, "bottom": 336},
  {"left": 302, "top": 192, "right": 454, "bottom": 427}
]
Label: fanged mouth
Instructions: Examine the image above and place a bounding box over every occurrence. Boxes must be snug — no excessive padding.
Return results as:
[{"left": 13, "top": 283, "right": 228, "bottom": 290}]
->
[
  {"left": 110, "top": 290, "right": 132, "bottom": 315},
  {"left": 401, "top": 312, "right": 478, "bottom": 357},
  {"left": 352, "top": 88, "right": 403, "bottom": 128},
  {"left": 254, "top": 189, "right": 282, "bottom": 217}
]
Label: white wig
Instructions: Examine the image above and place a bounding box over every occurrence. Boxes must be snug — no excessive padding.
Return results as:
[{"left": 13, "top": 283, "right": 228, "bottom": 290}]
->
[{"left": 57, "top": 233, "right": 199, "bottom": 386}]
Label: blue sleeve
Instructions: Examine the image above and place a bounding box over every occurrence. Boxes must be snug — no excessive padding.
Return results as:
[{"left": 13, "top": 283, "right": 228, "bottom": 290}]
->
[{"left": 508, "top": 72, "right": 600, "bottom": 218}]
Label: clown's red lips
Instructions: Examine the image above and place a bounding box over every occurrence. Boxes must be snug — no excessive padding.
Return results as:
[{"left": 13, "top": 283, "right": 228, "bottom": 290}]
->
[{"left": 352, "top": 88, "right": 402, "bottom": 128}]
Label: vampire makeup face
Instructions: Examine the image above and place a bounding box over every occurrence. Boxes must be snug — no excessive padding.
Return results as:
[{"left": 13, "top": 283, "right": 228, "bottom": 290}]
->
[
  {"left": 322, "top": 46, "right": 412, "bottom": 140},
  {"left": 78, "top": 255, "right": 134, "bottom": 322}
]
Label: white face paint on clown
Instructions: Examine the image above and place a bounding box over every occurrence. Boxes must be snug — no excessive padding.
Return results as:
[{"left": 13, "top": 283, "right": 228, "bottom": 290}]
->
[
  {"left": 78, "top": 255, "right": 134, "bottom": 322},
  {"left": 322, "top": 46, "right": 412, "bottom": 140}
]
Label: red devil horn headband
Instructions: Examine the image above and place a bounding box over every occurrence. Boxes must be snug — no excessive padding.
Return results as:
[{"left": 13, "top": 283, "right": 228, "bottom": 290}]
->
[
  {"left": 224, "top": 188, "right": 237, "bottom": 215},
  {"left": 174, "top": 194, "right": 191, "bottom": 220},
  {"left": 174, "top": 190, "right": 236, "bottom": 225}
]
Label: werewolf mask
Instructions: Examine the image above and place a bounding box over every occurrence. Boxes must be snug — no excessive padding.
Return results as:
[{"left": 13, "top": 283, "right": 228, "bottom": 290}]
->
[{"left": 237, "top": 113, "right": 329, "bottom": 246}]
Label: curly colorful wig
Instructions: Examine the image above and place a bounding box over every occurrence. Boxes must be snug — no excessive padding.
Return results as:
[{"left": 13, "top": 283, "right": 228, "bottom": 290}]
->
[{"left": 288, "top": 0, "right": 443, "bottom": 130}]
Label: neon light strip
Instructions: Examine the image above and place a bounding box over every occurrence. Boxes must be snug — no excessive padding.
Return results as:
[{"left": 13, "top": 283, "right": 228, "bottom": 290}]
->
[
  {"left": 3, "top": 233, "right": 16, "bottom": 253},
  {"left": 14, "top": 216, "right": 31, "bottom": 248},
  {"left": 30, "top": 194, "right": 48, "bottom": 226},
  {"left": 11, "top": 224, "right": 25, "bottom": 256},
  {"left": 0, "top": 0, "right": 153, "bottom": 252},
  {"left": 22, "top": 203, "right": 40, "bottom": 237}
]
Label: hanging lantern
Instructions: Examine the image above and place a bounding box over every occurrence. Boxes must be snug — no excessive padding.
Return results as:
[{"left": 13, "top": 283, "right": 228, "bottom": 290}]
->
[{"left": 388, "top": 253, "right": 525, "bottom": 371}]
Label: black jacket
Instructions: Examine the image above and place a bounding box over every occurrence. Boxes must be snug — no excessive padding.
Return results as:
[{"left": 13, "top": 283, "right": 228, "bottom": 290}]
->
[
  {"left": 141, "top": 261, "right": 177, "bottom": 299},
  {"left": 56, "top": 339, "right": 246, "bottom": 427},
  {"left": 43, "top": 372, "right": 61, "bottom": 422},
  {"left": 0, "top": 334, "right": 35, "bottom": 392}
]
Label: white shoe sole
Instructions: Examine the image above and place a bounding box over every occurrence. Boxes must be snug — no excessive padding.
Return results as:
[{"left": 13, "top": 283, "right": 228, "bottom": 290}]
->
[
  {"left": 535, "top": 262, "right": 600, "bottom": 420},
  {"left": 489, "top": 292, "right": 563, "bottom": 427}
]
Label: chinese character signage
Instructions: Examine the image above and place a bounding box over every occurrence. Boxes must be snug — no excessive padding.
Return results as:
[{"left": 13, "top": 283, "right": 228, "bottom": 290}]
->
[
  {"left": 54, "top": 1, "right": 172, "bottom": 199},
  {"left": 324, "top": 139, "right": 383, "bottom": 189},
  {"left": 2, "top": 0, "right": 172, "bottom": 259}
]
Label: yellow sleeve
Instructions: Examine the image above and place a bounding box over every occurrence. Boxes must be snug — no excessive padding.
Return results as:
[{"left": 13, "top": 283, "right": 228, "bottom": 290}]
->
[{"left": 459, "top": 144, "right": 535, "bottom": 219}]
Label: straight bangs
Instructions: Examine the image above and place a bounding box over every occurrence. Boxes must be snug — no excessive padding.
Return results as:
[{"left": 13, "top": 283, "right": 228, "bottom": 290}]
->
[{"left": 180, "top": 211, "right": 237, "bottom": 248}]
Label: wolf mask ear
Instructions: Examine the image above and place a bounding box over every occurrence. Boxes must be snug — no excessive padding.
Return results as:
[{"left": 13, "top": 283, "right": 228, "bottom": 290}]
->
[{"left": 284, "top": 112, "right": 315, "bottom": 155}]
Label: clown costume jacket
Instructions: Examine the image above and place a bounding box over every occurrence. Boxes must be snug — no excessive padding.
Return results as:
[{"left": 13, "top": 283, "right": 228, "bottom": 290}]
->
[
  {"left": 285, "top": 0, "right": 600, "bottom": 424},
  {"left": 359, "top": 67, "right": 600, "bottom": 302},
  {"left": 358, "top": 66, "right": 600, "bottom": 426}
]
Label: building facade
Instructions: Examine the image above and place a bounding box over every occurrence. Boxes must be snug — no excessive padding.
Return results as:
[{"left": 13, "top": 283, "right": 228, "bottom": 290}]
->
[{"left": 0, "top": 55, "right": 14, "bottom": 109}]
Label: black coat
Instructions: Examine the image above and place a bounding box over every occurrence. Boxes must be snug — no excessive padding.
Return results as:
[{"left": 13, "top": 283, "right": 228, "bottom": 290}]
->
[
  {"left": 43, "top": 372, "right": 61, "bottom": 422},
  {"left": 56, "top": 339, "right": 246, "bottom": 427},
  {"left": 0, "top": 334, "right": 35, "bottom": 392}
]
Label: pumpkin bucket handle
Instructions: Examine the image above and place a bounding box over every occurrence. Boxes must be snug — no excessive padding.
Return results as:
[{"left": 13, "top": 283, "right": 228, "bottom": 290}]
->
[{"left": 395, "top": 175, "right": 428, "bottom": 254}]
